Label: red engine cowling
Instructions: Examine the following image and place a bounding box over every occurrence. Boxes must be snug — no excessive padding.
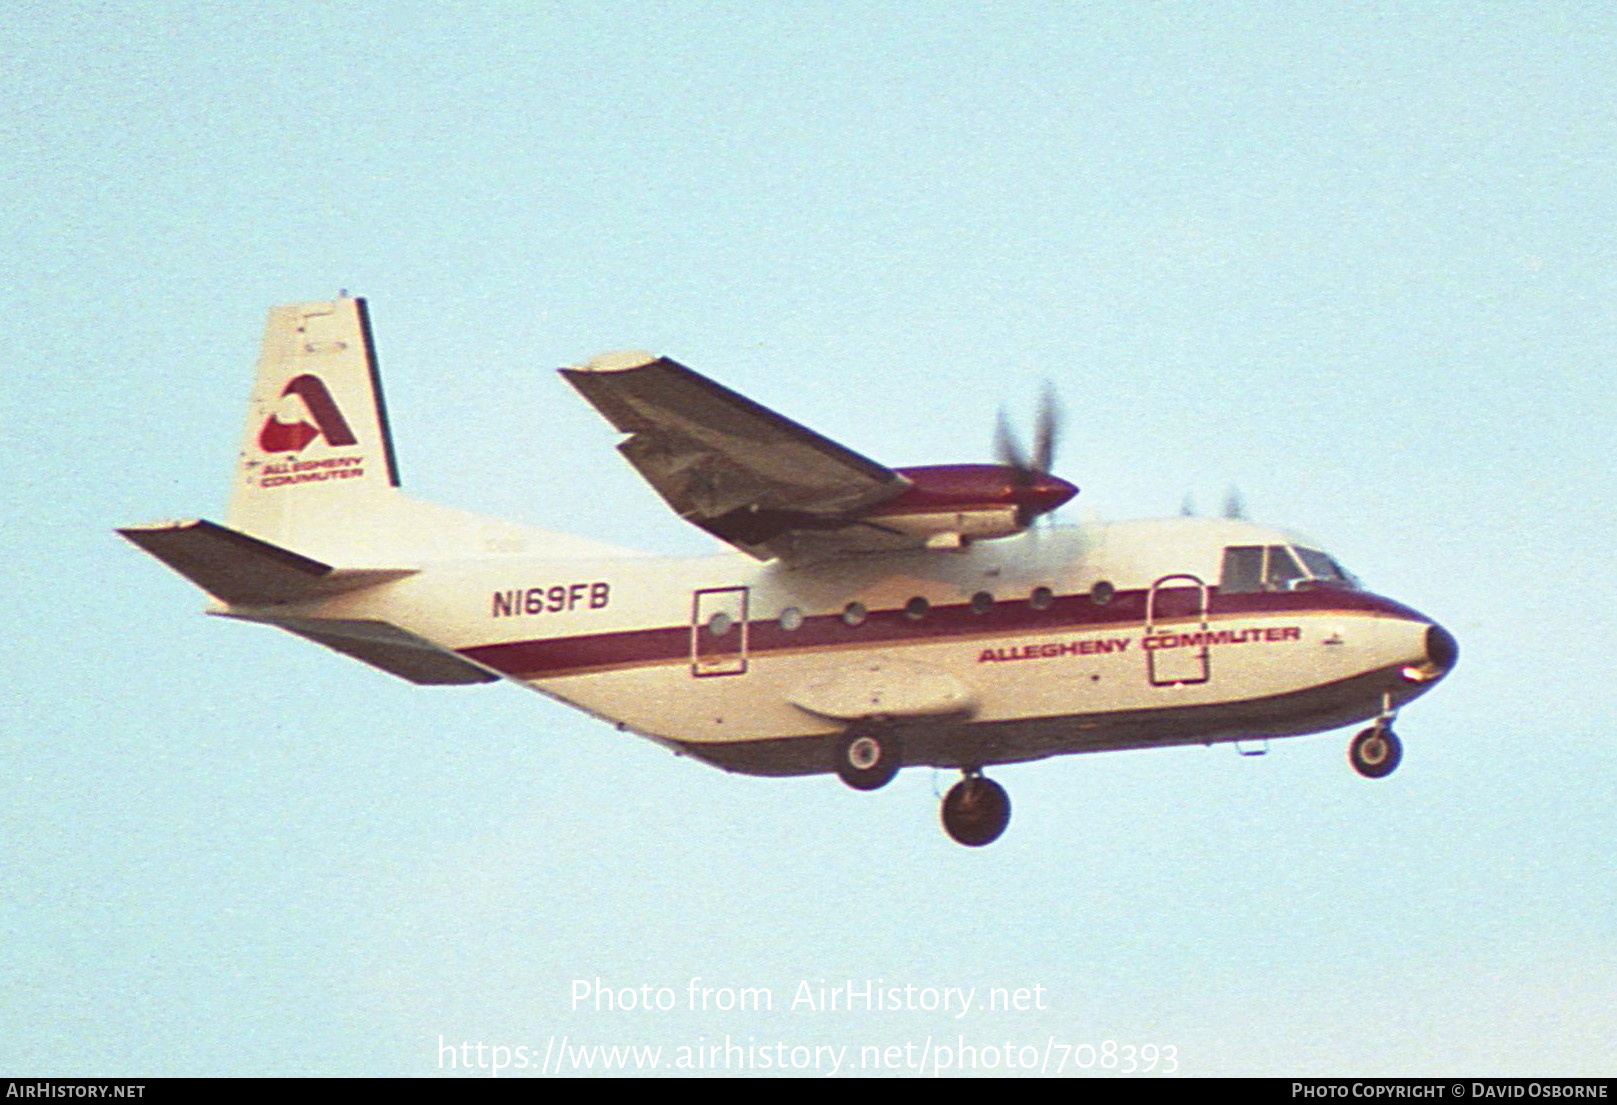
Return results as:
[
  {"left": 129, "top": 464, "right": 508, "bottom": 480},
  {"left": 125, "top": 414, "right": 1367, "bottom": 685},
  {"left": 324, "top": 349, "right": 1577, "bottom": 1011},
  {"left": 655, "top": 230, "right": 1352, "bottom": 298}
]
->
[{"left": 868, "top": 464, "right": 1078, "bottom": 546}]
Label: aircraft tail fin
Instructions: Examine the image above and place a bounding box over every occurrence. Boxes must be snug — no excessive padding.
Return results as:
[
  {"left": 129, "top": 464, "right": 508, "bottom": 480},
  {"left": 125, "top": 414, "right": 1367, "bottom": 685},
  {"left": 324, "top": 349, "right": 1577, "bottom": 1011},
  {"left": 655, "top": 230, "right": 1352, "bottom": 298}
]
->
[{"left": 226, "top": 298, "right": 402, "bottom": 558}]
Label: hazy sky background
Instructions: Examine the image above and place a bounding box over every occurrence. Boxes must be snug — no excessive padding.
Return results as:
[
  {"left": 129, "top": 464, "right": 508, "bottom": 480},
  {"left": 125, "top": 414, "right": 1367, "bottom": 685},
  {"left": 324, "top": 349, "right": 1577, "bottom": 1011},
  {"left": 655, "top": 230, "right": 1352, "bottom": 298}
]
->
[{"left": 3, "top": 2, "right": 1613, "bottom": 1076}]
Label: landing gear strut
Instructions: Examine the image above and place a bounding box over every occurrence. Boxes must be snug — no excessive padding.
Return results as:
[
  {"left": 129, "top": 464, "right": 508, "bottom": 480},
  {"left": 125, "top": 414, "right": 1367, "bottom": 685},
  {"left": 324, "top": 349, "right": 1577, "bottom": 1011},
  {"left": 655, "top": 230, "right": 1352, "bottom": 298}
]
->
[
  {"left": 1349, "top": 696, "right": 1403, "bottom": 778},
  {"left": 834, "top": 723, "right": 901, "bottom": 791},
  {"left": 940, "top": 770, "right": 1011, "bottom": 847}
]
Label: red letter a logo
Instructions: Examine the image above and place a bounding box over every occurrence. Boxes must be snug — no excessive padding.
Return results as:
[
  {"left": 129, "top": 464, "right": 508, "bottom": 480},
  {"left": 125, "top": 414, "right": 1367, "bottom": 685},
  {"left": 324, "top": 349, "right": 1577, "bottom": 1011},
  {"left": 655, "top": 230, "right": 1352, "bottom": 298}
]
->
[{"left": 258, "top": 375, "right": 359, "bottom": 454}]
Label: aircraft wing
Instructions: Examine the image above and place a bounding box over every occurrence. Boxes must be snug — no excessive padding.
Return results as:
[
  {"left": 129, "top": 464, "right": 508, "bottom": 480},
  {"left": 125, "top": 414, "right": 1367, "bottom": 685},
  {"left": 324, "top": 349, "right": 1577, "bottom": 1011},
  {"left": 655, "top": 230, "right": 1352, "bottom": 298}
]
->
[{"left": 560, "top": 353, "right": 912, "bottom": 560}]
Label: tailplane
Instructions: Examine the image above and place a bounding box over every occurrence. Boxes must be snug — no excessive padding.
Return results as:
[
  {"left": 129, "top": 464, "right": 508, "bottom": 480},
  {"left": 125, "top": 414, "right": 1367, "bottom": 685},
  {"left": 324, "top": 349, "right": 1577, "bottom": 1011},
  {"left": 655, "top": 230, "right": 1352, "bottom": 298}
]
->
[
  {"left": 117, "top": 518, "right": 495, "bottom": 685},
  {"left": 116, "top": 518, "right": 414, "bottom": 606}
]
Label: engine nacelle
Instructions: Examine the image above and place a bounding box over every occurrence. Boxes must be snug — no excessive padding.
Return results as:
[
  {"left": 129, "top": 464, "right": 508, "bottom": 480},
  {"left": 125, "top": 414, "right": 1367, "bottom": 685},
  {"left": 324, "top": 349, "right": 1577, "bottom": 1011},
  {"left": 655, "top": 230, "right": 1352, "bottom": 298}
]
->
[{"left": 871, "top": 464, "right": 1078, "bottom": 544}]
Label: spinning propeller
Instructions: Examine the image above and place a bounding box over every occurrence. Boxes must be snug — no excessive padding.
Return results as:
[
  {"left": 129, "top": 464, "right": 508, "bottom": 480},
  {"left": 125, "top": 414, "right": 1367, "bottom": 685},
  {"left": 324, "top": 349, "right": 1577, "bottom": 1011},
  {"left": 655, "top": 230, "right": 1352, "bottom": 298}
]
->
[{"left": 994, "top": 383, "right": 1075, "bottom": 527}]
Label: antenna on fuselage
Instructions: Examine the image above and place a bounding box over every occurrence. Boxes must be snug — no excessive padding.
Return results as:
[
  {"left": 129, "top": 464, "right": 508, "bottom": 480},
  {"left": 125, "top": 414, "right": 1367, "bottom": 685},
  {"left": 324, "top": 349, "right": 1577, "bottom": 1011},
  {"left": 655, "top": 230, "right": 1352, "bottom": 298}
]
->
[{"left": 1222, "top": 486, "right": 1247, "bottom": 520}]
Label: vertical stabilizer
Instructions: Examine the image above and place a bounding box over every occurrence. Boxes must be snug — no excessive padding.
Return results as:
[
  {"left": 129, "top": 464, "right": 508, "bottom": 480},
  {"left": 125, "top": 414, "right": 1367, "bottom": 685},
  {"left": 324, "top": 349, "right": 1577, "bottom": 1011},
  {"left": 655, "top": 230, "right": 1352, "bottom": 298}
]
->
[{"left": 227, "top": 298, "right": 402, "bottom": 559}]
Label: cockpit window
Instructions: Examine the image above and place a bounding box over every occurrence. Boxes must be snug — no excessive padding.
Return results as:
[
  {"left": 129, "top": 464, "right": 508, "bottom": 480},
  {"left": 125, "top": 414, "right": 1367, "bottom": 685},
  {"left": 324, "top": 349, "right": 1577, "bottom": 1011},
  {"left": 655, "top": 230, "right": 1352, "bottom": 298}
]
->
[
  {"left": 1220, "top": 546, "right": 1265, "bottom": 593},
  {"left": 1295, "top": 547, "right": 1345, "bottom": 582},
  {"left": 1221, "top": 544, "right": 1358, "bottom": 593},
  {"left": 1265, "top": 545, "right": 1306, "bottom": 589}
]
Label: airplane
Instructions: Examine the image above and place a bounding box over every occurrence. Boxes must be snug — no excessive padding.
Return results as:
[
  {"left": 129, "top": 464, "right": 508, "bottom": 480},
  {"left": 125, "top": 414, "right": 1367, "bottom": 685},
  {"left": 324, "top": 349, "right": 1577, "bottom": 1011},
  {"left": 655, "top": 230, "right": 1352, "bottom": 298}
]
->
[{"left": 120, "top": 297, "right": 1458, "bottom": 847}]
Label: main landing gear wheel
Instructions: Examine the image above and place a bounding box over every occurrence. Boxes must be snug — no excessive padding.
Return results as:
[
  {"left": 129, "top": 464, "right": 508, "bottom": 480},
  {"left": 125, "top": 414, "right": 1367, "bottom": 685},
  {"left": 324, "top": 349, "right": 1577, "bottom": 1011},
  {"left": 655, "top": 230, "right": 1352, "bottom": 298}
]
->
[
  {"left": 941, "top": 772, "right": 1011, "bottom": 847},
  {"left": 834, "top": 724, "right": 901, "bottom": 791},
  {"left": 1349, "top": 726, "right": 1403, "bottom": 779}
]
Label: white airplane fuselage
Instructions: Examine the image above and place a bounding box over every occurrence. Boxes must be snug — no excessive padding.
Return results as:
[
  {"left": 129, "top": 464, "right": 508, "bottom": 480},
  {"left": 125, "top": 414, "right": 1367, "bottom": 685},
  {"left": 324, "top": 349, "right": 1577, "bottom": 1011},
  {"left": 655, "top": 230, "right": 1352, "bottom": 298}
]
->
[
  {"left": 124, "top": 298, "right": 1455, "bottom": 844},
  {"left": 222, "top": 514, "right": 1449, "bottom": 776}
]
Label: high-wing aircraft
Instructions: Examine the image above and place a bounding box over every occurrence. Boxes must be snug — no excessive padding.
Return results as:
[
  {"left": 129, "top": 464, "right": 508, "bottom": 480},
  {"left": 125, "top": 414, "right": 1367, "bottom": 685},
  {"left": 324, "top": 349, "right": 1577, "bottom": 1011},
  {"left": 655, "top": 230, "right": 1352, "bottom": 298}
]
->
[{"left": 121, "top": 298, "right": 1457, "bottom": 846}]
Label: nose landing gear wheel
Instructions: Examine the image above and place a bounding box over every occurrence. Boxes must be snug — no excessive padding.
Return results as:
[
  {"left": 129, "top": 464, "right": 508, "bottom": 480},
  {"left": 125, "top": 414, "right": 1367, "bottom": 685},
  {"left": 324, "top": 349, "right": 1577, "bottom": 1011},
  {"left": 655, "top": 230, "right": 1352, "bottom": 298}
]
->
[
  {"left": 1349, "top": 726, "right": 1403, "bottom": 779},
  {"left": 940, "top": 773, "right": 1011, "bottom": 846},
  {"left": 834, "top": 725, "right": 901, "bottom": 791}
]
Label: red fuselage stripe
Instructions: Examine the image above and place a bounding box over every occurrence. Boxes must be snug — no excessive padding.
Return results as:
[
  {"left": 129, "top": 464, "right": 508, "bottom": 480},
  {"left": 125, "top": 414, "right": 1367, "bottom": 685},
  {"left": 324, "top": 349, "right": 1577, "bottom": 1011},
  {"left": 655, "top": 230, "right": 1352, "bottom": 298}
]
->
[{"left": 457, "top": 586, "right": 1428, "bottom": 680}]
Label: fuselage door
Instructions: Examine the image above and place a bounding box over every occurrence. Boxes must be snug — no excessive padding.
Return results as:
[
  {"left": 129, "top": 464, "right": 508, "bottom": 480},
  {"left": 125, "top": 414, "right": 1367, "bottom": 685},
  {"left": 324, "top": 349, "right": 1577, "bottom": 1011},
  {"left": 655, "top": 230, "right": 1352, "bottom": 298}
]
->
[
  {"left": 1145, "top": 573, "right": 1211, "bottom": 687},
  {"left": 691, "top": 586, "right": 749, "bottom": 677}
]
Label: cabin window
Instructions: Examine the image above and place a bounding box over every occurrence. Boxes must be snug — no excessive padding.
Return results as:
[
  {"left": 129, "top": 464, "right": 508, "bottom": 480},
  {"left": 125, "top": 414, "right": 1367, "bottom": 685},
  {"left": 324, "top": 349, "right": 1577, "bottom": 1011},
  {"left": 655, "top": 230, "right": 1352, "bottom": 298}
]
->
[
  {"left": 970, "top": 590, "right": 995, "bottom": 614},
  {"left": 841, "top": 601, "right": 867, "bottom": 627},
  {"left": 904, "top": 596, "right": 930, "bottom": 620},
  {"left": 706, "top": 611, "right": 734, "bottom": 636},
  {"left": 1090, "top": 580, "right": 1115, "bottom": 605},
  {"left": 779, "top": 607, "right": 804, "bottom": 631},
  {"left": 1029, "top": 586, "right": 1054, "bottom": 610}
]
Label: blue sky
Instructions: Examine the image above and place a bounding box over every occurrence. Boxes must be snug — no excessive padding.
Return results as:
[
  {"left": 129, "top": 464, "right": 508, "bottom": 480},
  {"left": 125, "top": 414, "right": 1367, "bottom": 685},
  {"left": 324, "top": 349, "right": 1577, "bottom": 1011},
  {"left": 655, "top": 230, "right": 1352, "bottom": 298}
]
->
[{"left": 3, "top": 2, "right": 1613, "bottom": 1076}]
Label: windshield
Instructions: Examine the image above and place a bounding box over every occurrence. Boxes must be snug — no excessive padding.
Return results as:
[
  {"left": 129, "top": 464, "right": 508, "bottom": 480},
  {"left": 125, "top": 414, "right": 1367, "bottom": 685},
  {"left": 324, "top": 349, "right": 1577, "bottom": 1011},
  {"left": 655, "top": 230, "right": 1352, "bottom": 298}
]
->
[
  {"left": 1220, "top": 545, "right": 1360, "bottom": 592},
  {"left": 1293, "top": 546, "right": 1359, "bottom": 588}
]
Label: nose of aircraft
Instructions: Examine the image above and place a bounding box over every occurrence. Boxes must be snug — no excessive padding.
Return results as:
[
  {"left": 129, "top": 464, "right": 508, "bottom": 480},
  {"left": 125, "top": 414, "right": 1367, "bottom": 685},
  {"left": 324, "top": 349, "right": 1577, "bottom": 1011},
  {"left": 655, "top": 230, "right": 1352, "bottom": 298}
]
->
[
  {"left": 1426, "top": 623, "right": 1459, "bottom": 673},
  {"left": 1404, "top": 621, "right": 1458, "bottom": 685}
]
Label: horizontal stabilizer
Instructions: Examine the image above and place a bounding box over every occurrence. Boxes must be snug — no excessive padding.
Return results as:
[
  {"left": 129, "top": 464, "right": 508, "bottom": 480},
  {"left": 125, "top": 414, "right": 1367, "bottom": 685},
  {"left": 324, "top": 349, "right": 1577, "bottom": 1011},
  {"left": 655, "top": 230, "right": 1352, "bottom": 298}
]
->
[
  {"left": 117, "top": 519, "right": 415, "bottom": 606},
  {"left": 230, "top": 616, "right": 498, "bottom": 686}
]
